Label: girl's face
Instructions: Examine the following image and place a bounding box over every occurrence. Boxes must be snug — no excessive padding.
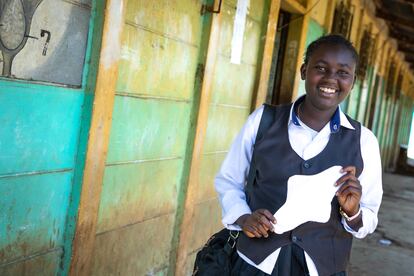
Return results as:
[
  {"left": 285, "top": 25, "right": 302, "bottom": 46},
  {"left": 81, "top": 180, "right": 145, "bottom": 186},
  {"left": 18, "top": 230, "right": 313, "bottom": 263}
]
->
[{"left": 300, "top": 44, "right": 356, "bottom": 112}]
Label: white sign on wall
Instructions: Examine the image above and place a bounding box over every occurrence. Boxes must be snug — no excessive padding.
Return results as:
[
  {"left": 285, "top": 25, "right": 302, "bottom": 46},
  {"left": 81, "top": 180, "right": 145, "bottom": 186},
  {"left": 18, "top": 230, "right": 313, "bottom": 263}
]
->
[{"left": 230, "top": 0, "right": 249, "bottom": 65}]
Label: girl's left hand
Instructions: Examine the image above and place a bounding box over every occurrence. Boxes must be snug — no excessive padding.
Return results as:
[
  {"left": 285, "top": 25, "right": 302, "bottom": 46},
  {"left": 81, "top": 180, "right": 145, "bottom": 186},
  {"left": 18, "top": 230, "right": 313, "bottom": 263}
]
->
[{"left": 335, "top": 166, "right": 362, "bottom": 216}]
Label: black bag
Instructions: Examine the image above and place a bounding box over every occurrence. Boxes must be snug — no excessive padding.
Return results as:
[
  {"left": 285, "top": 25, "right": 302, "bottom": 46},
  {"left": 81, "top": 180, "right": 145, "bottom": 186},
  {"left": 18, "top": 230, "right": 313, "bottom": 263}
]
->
[
  {"left": 193, "top": 228, "right": 239, "bottom": 276},
  {"left": 192, "top": 104, "right": 277, "bottom": 276}
]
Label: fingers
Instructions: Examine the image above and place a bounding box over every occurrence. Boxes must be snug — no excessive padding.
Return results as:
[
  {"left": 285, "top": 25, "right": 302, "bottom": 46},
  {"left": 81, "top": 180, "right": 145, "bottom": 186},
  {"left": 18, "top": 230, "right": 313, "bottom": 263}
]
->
[
  {"left": 244, "top": 225, "right": 263, "bottom": 238},
  {"left": 336, "top": 178, "right": 361, "bottom": 195},
  {"left": 242, "top": 209, "right": 276, "bottom": 238},
  {"left": 335, "top": 166, "right": 362, "bottom": 215},
  {"left": 258, "top": 209, "right": 277, "bottom": 224},
  {"left": 335, "top": 166, "right": 357, "bottom": 186},
  {"left": 254, "top": 210, "right": 275, "bottom": 231},
  {"left": 341, "top": 166, "right": 356, "bottom": 175}
]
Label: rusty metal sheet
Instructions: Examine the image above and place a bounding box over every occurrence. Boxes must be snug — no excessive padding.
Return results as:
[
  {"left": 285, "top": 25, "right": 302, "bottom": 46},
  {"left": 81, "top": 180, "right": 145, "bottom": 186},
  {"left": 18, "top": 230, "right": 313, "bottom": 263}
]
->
[{"left": 96, "top": 159, "right": 183, "bottom": 234}]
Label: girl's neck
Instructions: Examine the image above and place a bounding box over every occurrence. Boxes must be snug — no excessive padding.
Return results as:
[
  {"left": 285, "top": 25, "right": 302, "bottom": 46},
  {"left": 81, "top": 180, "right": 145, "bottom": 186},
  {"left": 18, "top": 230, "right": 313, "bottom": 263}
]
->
[{"left": 298, "top": 100, "right": 337, "bottom": 132}]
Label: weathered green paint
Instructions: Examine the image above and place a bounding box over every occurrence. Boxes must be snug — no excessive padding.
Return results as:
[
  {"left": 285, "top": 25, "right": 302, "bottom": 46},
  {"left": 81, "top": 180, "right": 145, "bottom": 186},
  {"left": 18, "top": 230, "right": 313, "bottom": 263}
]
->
[
  {"left": 0, "top": 0, "right": 103, "bottom": 274},
  {"left": 0, "top": 85, "right": 84, "bottom": 176},
  {"left": 356, "top": 66, "right": 374, "bottom": 123},
  {"left": 347, "top": 79, "right": 362, "bottom": 119},
  {"left": 217, "top": 2, "right": 265, "bottom": 65},
  {"left": 116, "top": 24, "right": 200, "bottom": 100},
  {"left": 97, "top": 159, "right": 183, "bottom": 233},
  {"left": 0, "top": 84, "right": 84, "bottom": 275},
  {"left": 92, "top": 214, "right": 176, "bottom": 276},
  {"left": 372, "top": 77, "right": 386, "bottom": 136},
  {"left": 125, "top": 0, "right": 203, "bottom": 46},
  {"left": 181, "top": 0, "right": 271, "bottom": 271},
  {"left": 0, "top": 172, "right": 71, "bottom": 263},
  {"left": 168, "top": 1, "right": 215, "bottom": 273},
  {"left": 106, "top": 97, "right": 192, "bottom": 163},
  {"left": 196, "top": 153, "right": 226, "bottom": 202},
  {"left": 0, "top": 249, "right": 62, "bottom": 276},
  {"left": 60, "top": 0, "right": 106, "bottom": 274},
  {"left": 210, "top": 56, "right": 257, "bottom": 106},
  {"left": 91, "top": 0, "right": 209, "bottom": 275},
  {"left": 398, "top": 96, "right": 414, "bottom": 145},
  {"left": 183, "top": 199, "right": 222, "bottom": 273},
  {"left": 204, "top": 105, "right": 251, "bottom": 152},
  {"left": 188, "top": 199, "right": 222, "bottom": 254},
  {"left": 378, "top": 97, "right": 391, "bottom": 153}
]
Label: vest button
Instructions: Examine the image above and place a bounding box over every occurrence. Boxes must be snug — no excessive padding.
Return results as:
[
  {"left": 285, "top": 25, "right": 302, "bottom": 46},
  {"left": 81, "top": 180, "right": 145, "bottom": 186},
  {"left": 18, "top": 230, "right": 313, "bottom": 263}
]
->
[
  {"left": 292, "top": 236, "right": 297, "bottom": 243},
  {"left": 303, "top": 162, "right": 310, "bottom": 169}
]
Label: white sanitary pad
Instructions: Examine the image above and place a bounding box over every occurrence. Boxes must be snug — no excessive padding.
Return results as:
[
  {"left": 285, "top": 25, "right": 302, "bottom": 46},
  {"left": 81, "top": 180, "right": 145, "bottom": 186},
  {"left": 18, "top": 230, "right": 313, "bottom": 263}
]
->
[{"left": 272, "top": 165, "right": 344, "bottom": 234}]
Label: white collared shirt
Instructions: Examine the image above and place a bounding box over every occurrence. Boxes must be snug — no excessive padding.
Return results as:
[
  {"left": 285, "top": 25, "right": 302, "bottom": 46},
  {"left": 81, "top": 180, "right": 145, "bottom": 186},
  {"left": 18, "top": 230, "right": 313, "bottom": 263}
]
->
[{"left": 214, "top": 98, "right": 383, "bottom": 275}]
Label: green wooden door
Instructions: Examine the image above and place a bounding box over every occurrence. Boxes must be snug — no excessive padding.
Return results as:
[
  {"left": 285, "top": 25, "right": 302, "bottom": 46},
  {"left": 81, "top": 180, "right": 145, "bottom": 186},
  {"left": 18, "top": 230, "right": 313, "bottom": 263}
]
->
[{"left": 0, "top": 1, "right": 101, "bottom": 274}]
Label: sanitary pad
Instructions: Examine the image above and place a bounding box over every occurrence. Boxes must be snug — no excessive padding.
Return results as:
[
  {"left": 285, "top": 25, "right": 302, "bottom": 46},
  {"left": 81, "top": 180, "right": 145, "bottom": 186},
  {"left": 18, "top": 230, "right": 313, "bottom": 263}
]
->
[{"left": 272, "top": 165, "right": 344, "bottom": 234}]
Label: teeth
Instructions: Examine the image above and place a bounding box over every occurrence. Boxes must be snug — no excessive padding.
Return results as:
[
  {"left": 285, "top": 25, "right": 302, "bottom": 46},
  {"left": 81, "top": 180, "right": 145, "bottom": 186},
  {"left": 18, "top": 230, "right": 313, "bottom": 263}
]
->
[{"left": 319, "top": 87, "right": 336, "bottom": 94}]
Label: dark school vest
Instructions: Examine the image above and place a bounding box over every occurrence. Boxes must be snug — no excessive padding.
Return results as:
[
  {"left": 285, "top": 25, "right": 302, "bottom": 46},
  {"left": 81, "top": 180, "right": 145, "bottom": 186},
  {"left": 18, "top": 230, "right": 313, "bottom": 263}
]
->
[{"left": 238, "top": 104, "right": 364, "bottom": 276}]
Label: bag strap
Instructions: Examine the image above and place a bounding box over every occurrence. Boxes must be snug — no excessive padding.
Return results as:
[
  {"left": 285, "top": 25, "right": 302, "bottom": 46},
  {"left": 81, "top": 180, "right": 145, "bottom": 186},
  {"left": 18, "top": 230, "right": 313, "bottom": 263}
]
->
[{"left": 246, "top": 104, "right": 277, "bottom": 191}]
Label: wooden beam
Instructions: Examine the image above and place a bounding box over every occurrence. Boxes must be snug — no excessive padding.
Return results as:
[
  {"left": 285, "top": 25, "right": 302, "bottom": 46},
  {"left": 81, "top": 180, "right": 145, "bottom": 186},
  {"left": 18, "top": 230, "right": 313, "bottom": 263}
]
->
[
  {"left": 398, "top": 41, "right": 414, "bottom": 53},
  {"left": 390, "top": 21, "right": 414, "bottom": 33},
  {"left": 69, "top": 0, "right": 128, "bottom": 275},
  {"left": 281, "top": 0, "right": 306, "bottom": 14},
  {"left": 174, "top": 2, "right": 222, "bottom": 274},
  {"left": 291, "top": 7, "right": 310, "bottom": 100},
  {"left": 253, "top": 0, "right": 281, "bottom": 108},
  {"left": 376, "top": 8, "right": 414, "bottom": 28},
  {"left": 389, "top": 28, "right": 414, "bottom": 44}
]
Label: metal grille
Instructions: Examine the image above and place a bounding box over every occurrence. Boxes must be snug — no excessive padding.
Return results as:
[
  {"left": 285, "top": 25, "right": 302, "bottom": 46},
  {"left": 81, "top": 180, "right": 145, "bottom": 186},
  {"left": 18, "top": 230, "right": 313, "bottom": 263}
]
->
[
  {"left": 358, "top": 26, "right": 375, "bottom": 80},
  {"left": 331, "top": 0, "right": 354, "bottom": 39},
  {"left": 395, "top": 72, "right": 403, "bottom": 100},
  {"left": 386, "top": 62, "right": 396, "bottom": 98}
]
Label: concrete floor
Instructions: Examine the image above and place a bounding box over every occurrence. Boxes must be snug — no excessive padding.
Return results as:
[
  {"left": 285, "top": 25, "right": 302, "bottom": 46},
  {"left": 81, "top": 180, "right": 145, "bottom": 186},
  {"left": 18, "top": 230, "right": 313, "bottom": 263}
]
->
[{"left": 349, "top": 172, "right": 414, "bottom": 276}]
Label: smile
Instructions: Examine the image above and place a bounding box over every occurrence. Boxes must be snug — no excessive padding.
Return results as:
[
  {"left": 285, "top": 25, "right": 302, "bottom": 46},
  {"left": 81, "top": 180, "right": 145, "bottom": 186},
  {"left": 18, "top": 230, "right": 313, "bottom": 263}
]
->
[{"left": 318, "top": 86, "right": 337, "bottom": 94}]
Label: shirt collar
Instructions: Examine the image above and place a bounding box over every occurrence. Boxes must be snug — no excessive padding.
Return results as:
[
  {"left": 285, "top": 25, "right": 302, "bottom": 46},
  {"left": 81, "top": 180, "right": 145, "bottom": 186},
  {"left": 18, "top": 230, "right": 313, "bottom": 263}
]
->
[{"left": 290, "top": 95, "right": 355, "bottom": 132}]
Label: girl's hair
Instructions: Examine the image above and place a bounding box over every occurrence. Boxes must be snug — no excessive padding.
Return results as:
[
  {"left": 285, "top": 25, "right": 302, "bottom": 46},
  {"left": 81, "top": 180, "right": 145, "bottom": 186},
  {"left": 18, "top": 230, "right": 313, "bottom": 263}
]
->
[{"left": 304, "top": 34, "right": 359, "bottom": 67}]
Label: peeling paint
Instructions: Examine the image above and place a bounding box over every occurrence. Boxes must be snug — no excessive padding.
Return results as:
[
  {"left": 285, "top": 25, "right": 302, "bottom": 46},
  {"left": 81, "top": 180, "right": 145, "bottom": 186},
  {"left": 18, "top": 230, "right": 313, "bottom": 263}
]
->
[{"left": 101, "top": 0, "right": 124, "bottom": 69}]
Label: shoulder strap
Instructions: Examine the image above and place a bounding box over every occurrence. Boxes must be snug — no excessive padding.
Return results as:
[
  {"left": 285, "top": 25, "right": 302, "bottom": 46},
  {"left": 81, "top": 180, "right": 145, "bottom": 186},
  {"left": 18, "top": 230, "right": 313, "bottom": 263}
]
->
[{"left": 246, "top": 104, "right": 277, "bottom": 191}]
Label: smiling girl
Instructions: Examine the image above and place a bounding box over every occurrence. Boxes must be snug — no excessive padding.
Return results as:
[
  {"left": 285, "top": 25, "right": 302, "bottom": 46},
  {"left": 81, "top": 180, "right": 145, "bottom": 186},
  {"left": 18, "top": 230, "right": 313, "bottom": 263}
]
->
[{"left": 215, "top": 34, "right": 383, "bottom": 276}]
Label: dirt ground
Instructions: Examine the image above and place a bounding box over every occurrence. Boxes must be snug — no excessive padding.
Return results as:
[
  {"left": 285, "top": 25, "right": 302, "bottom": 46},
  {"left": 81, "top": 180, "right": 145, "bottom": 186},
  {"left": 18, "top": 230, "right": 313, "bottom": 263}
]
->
[{"left": 349, "top": 172, "right": 414, "bottom": 276}]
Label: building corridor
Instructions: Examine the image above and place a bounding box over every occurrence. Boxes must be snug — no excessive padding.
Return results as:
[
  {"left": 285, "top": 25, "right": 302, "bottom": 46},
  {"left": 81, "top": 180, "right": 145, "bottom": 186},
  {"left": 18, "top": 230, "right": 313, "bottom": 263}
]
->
[{"left": 349, "top": 172, "right": 414, "bottom": 275}]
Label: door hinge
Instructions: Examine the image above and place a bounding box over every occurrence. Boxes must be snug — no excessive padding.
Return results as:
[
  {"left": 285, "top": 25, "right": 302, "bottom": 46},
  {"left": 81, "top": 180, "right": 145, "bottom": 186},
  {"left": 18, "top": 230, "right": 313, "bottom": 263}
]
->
[
  {"left": 195, "top": 63, "right": 205, "bottom": 84},
  {"left": 200, "top": 0, "right": 222, "bottom": 15}
]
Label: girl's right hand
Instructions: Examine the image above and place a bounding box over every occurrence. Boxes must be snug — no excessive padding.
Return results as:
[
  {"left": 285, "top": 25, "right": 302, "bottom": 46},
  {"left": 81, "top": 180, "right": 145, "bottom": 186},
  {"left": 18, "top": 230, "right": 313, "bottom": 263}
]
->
[{"left": 236, "top": 209, "right": 276, "bottom": 238}]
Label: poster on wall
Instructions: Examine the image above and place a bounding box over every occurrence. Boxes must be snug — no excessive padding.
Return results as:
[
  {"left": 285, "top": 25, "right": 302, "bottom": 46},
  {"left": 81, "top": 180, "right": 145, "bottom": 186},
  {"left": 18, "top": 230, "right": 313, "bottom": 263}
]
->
[{"left": 0, "top": 0, "right": 91, "bottom": 87}]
